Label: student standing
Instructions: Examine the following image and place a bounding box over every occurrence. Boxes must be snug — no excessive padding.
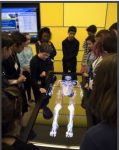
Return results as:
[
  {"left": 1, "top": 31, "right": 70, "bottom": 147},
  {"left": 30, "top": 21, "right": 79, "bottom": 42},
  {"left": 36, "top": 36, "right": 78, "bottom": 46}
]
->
[
  {"left": 17, "top": 33, "right": 34, "bottom": 102},
  {"left": 2, "top": 32, "right": 13, "bottom": 89},
  {"left": 2, "top": 31, "right": 28, "bottom": 114},
  {"left": 86, "top": 30, "right": 117, "bottom": 128},
  {"left": 81, "top": 35, "right": 96, "bottom": 109},
  {"left": 80, "top": 54, "right": 117, "bottom": 150},
  {"left": 35, "top": 27, "right": 57, "bottom": 71},
  {"left": 62, "top": 26, "right": 79, "bottom": 80},
  {"left": 80, "top": 25, "right": 97, "bottom": 74}
]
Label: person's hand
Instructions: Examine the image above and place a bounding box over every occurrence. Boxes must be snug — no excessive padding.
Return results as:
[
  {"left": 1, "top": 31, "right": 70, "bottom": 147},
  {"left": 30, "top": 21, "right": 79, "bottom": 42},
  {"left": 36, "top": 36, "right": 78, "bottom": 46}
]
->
[
  {"left": 26, "top": 68, "right": 30, "bottom": 73},
  {"left": 83, "top": 72, "right": 89, "bottom": 77},
  {"left": 23, "top": 66, "right": 30, "bottom": 73},
  {"left": 40, "top": 71, "right": 46, "bottom": 77},
  {"left": 39, "top": 88, "right": 47, "bottom": 94},
  {"left": 51, "top": 59, "right": 54, "bottom": 62},
  {"left": 89, "top": 79, "right": 93, "bottom": 90},
  {"left": 17, "top": 75, "right": 26, "bottom": 83},
  {"left": 84, "top": 83, "right": 89, "bottom": 89}
]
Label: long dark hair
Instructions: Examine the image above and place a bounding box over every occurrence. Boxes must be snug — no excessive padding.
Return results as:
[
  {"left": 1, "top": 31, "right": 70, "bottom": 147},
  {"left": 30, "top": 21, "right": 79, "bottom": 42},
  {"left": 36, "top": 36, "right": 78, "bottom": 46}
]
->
[
  {"left": 11, "top": 31, "right": 27, "bottom": 46},
  {"left": 93, "top": 30, "right": 111, "bottom": 57},
  {"left": 38, "top": 27, "right": 51, "bottom": 40},
  {"left": 2, "top": 32, "right": 14, "bottom": 48},
  {"left": 89, "top": 54, "right": 117, "bottom": 126}
]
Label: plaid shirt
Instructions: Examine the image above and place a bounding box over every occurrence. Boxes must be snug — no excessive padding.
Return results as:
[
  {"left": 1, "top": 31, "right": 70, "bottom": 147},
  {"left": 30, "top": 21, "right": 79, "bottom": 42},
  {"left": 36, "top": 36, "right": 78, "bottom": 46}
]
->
[{"left": 82, "top": 40, "right": 90, "bottom": 66}]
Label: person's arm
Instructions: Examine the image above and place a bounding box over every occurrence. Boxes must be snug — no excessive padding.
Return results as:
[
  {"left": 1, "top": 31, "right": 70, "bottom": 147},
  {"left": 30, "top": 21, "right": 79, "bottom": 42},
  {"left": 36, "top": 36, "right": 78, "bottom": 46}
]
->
[
  {"left": 71, "top": 41, "right": 79, "bottom": 58},
  {"left": 30, "top": 58, "right": 41, "bottom": 91},
  {"left": 35, "top": 41, "right": 41, "bottom": 54},
  {"left": 50, "top": 42, "right": 57, "bottom": 59},
  {"left": 62, "top": 40, "right": 79, "bottom": 60},
  {"left": 82, "top": 40, "right": 87, "bottom": 50},
  {"left": 70, "top": 41, "right": 79, "bottom": 58},
  {"left": 75, "top": 41, "right": 79, "bottom": 56},
  {"left": 30, "top": 58, "right": 47, "bottom": 94},
  {"left": 62, "top": 41, "right": 69, "bottom": 59},
  {"left": 82, "top": 41, "right": 89, "bottom": 66},
  {"left": 17, "top": 52, "right": 26, "bottom": 72},
  {"left": 62, "top": 41, "right": 72, "bottom": 61},
  {"left": 8, "top": 75, "right": 26, "bottom": 85}
]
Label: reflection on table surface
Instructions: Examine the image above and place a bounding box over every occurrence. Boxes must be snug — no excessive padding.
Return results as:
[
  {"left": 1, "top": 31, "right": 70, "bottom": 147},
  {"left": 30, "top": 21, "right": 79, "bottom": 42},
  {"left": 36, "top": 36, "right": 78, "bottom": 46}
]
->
[
  {"left": 28, "top": 75, "right": 87, "bottom": 148},
  {"left": 36, "top": 75, "right": 86, "bottom": 127}
]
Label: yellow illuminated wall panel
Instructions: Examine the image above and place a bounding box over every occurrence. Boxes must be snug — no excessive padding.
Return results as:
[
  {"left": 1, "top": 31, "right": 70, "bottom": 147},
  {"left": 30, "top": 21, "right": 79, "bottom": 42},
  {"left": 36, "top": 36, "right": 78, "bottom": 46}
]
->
[
  {"left": 105, "top": 3, "right": 117, "bottom": 29},
  {"left": 64, "top": 3, "right": 107, "bottom": 27},
  {"left": 50, "top": 27, "right": 105, "bottom": 51},
  {"left": 50, "top": 27, "right": 68, "bottom": 50},
  {"left": 40, "top": 3, "right": 63, "bottom": 26},
  {"left": 31, "top": 3, "right": 117, "bottom": 127},
  {"left": 50, "top": 27, "right": 87, "bottom": 50},
  {"left": 31, "top": 3, "right": 117, "bottom": 73}
]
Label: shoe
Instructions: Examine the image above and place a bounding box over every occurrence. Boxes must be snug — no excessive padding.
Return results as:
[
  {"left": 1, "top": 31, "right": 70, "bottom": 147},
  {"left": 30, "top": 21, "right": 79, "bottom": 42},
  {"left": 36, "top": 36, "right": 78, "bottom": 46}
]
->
[{"left": 43, "top": 106, "right": 53, "bottom": 119}]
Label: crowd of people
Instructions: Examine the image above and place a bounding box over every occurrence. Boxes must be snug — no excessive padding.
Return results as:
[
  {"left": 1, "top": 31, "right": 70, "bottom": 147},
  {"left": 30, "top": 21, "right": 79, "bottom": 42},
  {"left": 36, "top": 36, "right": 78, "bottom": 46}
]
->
[
  {"left": 80, "top": 23, "right": 117, "bottom": 150},
  {"left": 2, "top": 22, "right": 117, "bottom": 150}
]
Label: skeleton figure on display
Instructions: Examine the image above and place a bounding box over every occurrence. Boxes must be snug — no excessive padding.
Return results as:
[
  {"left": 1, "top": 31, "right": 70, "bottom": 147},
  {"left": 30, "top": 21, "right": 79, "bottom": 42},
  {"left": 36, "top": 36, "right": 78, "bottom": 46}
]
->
[{"left": 50, "top": 75, "right": 80, "bottom": 138}]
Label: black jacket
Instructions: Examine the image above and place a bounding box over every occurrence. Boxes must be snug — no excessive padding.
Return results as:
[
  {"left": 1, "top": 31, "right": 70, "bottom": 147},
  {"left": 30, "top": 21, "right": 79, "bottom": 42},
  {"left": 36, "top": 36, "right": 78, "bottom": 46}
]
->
[
  {"left": 62, "top": 38, "right": 79, "bottom": 61},
  {"left": 2, "top": 53, "right": 20, "bottom": 80},
  {"left": 2, "top": 66, "right": 9, "bottom": 89},
  {"left": 30, "top": 55, "right": 49, "bottom": 92},
  {"left": 80, "top": 122, "right": 117, "bottom": 150}
]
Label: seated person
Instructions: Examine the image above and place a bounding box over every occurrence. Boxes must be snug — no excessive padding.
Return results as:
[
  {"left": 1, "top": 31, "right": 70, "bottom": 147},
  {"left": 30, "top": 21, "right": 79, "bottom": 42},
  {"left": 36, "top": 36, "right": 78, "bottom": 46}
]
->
[
  {"left": 80, "top": 54, "right": 117, "bottom": 150},
  {"left": 30, "top": 42, "right": 53, "bottom": 119},
  {"left": 2, "top": 88, "right": 39, "bottom": 150}
]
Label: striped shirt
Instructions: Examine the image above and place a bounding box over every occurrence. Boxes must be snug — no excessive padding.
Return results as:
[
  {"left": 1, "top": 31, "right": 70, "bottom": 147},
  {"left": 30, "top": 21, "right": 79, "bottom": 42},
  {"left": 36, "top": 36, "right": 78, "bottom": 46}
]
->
[{"left": 82, "top": 40, "right": 90, "bottom": 66}]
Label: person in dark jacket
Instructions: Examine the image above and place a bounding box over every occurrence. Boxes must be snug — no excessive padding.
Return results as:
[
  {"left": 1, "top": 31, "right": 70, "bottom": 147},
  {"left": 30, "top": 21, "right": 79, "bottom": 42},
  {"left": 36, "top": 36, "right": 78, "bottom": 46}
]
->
[
  {"left": 30, "top": 42, "right": 53, "bottom": 119},
  {"left": 2, "top": 32, "right": 14, "bottom": 89},
  {"left": 35, "top": 27, "right": 57, "bottom": 71},
  {"left": 80, "top": 54, "right": 117, "bottom": 150},
  {"left": 62, "top": 26, "right": 79, "bottom": 80},
  {"left": 2, "top": 31, "right": 28, "bottom": 114}
]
